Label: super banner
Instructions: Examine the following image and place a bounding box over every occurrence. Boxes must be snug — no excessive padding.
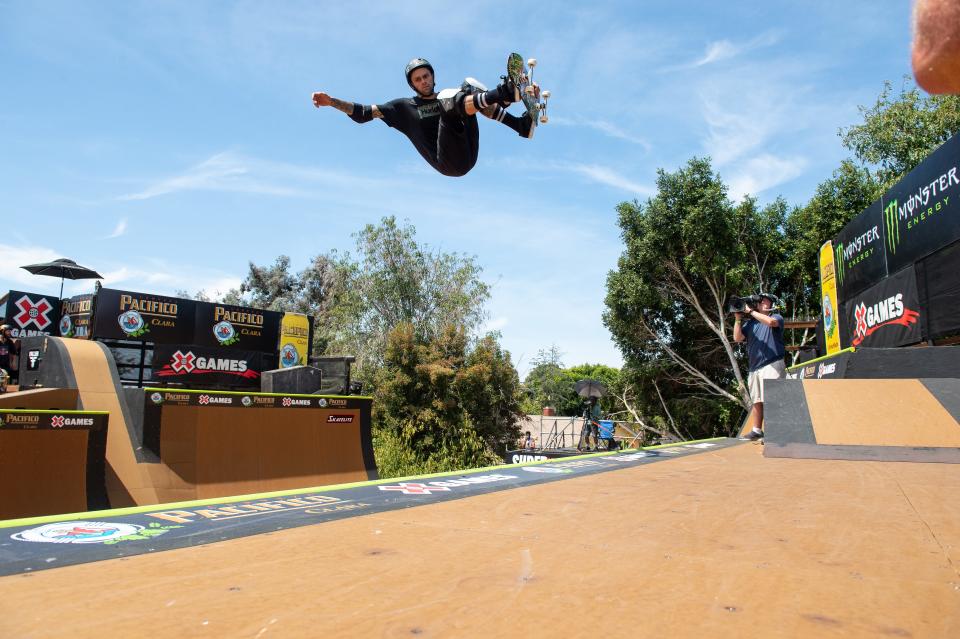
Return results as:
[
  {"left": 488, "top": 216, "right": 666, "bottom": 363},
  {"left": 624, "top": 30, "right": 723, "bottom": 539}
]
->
[
  {"left": 841, "top": 265, "right": 923, "bottom": 348},
  {"left": 818, "top": 242, "right": 843, "bottom": 355},
  {"left": 91, "top": 288, "right": 195, "bottom": 343},
  {"left": 882, "top": 133, "right": 960, "bottom": 274},
  {"left": 2, "top": 290, "right": 60, "bottom": 339}
]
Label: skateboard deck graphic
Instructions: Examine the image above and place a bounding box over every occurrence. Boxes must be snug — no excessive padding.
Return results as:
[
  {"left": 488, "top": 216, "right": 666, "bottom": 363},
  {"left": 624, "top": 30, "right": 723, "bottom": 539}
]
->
[{"left": 507, "top": 52, "right": 549, "bottom": 129}]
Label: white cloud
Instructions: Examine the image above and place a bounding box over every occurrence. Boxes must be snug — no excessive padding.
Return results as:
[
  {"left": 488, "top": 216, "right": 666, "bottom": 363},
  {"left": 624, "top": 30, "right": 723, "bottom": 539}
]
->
[
  {"left": 484, "top": 316, "right": 509, "bottom": 332},
  {"left": 558, "top": 162, "right": 654, "bottom": 196},
  {"left": 701, "top": 95, "right": 783, "bottom": 166},
  {"left": 550, "top": 116, "right": 652, "bottom": 150},
  {"left": 116, "top": 151, "right": 406, "bottom": 202},
  {"left": 690, "top": 30, "right": 782, "bottom": 68},
  {"left": 726, "top": 154, "right": 808, "bottom": 201},
  {"left": 106, "top": 218, "right": 127, "bottom": 239},
  {"left": 0, "top": 244, "right": 63, "bottom": 288}
]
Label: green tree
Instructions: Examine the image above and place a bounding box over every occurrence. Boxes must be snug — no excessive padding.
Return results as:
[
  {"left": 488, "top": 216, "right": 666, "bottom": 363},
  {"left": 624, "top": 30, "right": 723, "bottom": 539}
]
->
[
  {"left": 520, "top": 346, "right": 572, "bottom": 414},
  {"left": 840, "top": 78, "right": 960, "bottom": 188},
  {"left": 372, "top": 323, "right": 522, "bottom": 477},
  {"left": 224, "top": 254, "right": 351, "bottom": 356},
  {"left": 336, "top": 216, "right": 490, "bottom": 374},
  {"left": 779, "top": 161, "right": 882, "bottom": 320},
  {"left": 604, "top": 157, "right": 784, "bottom": 436}
]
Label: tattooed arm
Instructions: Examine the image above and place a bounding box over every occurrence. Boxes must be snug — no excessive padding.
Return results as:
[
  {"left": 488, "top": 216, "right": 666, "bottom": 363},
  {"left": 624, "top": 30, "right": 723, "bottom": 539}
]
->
[{"left": 311, "top": 92, "right": 382, "bottom": 122}]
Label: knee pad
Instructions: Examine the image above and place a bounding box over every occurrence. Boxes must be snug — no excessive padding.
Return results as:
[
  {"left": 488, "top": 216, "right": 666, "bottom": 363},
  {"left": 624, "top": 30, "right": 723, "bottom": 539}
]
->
[{"left": 437, "top": 87, "right": 470, "bottom": 117}]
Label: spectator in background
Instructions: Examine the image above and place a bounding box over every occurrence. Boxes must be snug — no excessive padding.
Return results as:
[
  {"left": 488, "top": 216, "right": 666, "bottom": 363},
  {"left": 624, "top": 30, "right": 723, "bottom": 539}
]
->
[
  {"left": 0, "top": 325, "right": 18, "bottom": 390},
  {"left": 522, "top": 431, "right": 536, "bottom": 450}
]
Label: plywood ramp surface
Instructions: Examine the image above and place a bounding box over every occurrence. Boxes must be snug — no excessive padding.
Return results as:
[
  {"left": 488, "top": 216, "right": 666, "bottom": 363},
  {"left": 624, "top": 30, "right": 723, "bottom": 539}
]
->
[
  {"left": 1, "top": 444, "right": 958, "bottom": 638},
  {"left": 60, "top": 339, "right": 160, "bottom": 505},
  {"left": 804, "top": 379, "right": 960, "bottom": 447}
]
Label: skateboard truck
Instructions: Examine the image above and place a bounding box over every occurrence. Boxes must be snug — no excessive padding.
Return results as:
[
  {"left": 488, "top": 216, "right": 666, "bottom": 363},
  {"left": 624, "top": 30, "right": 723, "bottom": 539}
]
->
[{"left": 524, "top": 58, "right": 550, "bottom": 124}]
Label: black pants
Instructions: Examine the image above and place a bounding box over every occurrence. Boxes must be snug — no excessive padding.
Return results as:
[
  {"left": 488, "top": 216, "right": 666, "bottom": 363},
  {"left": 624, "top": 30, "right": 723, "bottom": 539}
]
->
[{"left": 431, "top": 111, "right": 479, "bottom": 177}]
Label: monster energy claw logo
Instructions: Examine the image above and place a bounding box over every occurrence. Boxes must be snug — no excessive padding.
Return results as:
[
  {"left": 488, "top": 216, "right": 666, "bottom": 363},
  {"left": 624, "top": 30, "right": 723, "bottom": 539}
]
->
[
  {"left": 834, "top": 243, "right": 844, "bottom": 286},
  {"left": 884, "top": 199, "right": 900, "bottom": 254}
]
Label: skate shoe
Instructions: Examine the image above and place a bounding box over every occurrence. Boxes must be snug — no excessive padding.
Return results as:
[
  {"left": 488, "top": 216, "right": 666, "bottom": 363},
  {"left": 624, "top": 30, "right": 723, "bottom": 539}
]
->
[
  {"left": 495, "top": 75, "right": 520, "bottom": 106},
  {"left": 518, "top": 111, "right": 535, "bottom": 139}
]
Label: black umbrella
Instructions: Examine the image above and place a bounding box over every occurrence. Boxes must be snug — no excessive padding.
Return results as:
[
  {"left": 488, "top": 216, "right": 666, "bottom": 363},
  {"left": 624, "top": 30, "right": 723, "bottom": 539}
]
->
[
  {"left": 574, "top": 379, "right": 607, "bottom": 399},
  {"left": 21, "top": 258, "right": 103, "bottom": 299}
]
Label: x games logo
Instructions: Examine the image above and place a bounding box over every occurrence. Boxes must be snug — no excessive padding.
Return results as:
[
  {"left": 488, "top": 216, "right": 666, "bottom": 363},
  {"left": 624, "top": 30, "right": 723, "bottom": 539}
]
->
[
  {"left": 170, "top": 350, "right": 196, "bottom": 374},
  {"left": 13, "top": 295, "right": 53, "bottom": 331}
]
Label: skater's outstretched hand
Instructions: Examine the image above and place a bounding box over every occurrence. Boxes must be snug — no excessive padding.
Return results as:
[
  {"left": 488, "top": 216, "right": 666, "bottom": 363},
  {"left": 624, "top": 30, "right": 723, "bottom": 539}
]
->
[{"left": 312, "top": 92, "right": 333, "bottom": 108}]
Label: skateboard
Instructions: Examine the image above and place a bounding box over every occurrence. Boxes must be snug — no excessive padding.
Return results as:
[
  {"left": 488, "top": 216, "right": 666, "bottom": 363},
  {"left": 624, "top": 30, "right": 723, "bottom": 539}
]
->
[{"left": 507, "top": 53, "right": 550, "bottom": 128}]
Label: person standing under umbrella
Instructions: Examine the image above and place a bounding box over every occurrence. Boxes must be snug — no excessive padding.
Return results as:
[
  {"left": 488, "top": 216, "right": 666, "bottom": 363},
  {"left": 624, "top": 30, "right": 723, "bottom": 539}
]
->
[{"left": 578, "top": 396, "right": 602, "bottom": 452}]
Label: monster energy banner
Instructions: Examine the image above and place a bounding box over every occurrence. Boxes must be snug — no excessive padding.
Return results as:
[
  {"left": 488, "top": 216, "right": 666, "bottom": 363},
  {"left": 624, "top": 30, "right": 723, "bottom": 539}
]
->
[
  {"left": 1, "top": 290, "right": 60, "bottom": 339},
  {"left": 58, "top": 294, "right": 93, "bottom": 339},
  {"left": 882, "top": 133, "right": 960, "bottom": 274},
  {"left": 834, "top": 201, "right": 887, "bottom": 299},
  {"left": 91, "top": 288, "right": 196, "bottom": 343},
  {"left": 193, "top": 301, "right": 282, "bottom": 352},
  {"left": 918, "top": 239, "right": 960, "bottom": 340},
  {"left": 841, "top": 265, "right": 923, "bottom": 348}
]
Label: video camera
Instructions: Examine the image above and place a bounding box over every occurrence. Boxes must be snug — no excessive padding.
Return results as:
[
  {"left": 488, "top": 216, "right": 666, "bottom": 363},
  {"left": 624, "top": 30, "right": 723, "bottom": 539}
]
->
[
  {"left": 726, "top": 292, "right": 781, "bottom": 314},
  {"left": 726, "top": 294, "right": 763, "bottom": 314}
]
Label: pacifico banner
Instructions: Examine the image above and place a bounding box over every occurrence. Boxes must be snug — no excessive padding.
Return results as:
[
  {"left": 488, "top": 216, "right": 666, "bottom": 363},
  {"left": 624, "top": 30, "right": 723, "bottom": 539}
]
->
[
  {"left": 91, "top": 288, "right": 195, "bottom": 343},
  {"left": 193, "top": 301, "right": 282, "bottom": 352},
  {"left": 59, "top": 294, "right": 93, "bottom": 339},
  {"left": 841, "top": 265, "right": 923, "bottom": 349},
  {"left": 2, "top": 290, "right": 60, "bottom": 339},
  {"left": 278, "top": 312, "right": 311, "bottom": 368},
  {"left": 882, "top": 133, "right": 960, "bottom": 274},
  {"left": 818, "top": 241, "right": 843, "bottom": 355},
  {"left": 833, "top": 201, "right": 888, "bottom": 299}
]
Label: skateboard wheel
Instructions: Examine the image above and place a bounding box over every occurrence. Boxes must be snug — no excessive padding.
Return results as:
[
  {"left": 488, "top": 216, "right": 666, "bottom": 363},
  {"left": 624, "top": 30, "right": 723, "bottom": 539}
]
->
[
  {"left": 540, "top": 115, "right": 549, "bottom": 124},
  {"left": 527, "top": 58, "right": 537, "bottom": 67},
  {"left": 542, "top": 90, "right": 551, "bottom": 99},
  {"left": 525, "top": 85, "right": 536, "bottom": 96}
]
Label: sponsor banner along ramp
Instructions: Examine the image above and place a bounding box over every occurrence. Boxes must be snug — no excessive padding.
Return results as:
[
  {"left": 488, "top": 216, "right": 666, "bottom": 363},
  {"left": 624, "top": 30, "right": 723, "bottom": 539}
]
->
[
  {"left": 0, "top": 438, "right": 738, "bottom": 576},
  {"left": 763, "top": 378, "right": 960, "bottom": 462}
]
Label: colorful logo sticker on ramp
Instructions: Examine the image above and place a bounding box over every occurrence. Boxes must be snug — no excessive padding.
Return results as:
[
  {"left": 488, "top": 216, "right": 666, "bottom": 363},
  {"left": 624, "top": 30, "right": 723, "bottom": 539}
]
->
[{"left": 12, "top": 521, "right": 144, "bottom": 544}]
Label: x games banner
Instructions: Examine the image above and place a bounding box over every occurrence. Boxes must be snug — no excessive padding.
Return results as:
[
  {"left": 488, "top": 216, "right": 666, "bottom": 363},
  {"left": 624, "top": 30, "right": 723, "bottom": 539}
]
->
[
  {"left": 841, "top": 265, "right": 922, "bottom": 348},
  {"left": 1, "top": 290, "right": 60, "bottom": 339},
  {"left": 152, "top": 344, "right": 276, "bottom": 389}
]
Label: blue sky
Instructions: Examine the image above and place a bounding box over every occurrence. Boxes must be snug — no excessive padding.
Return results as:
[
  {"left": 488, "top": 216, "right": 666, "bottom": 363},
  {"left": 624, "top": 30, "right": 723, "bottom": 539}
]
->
[{"left": 1, "top": 1, "right": 914, "bottom": 375}]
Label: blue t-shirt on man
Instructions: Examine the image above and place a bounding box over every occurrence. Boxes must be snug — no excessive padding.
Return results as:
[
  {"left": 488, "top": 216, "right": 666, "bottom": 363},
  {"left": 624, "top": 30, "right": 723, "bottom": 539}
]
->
[{"left": 742, "top": 314, "right": 785, "bottom": 372}]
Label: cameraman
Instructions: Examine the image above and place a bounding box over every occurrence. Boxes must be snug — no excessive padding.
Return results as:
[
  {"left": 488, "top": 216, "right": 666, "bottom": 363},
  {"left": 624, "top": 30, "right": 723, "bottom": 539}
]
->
[{"left": 732, "top": 294, "right": 786, "bottom": 440}]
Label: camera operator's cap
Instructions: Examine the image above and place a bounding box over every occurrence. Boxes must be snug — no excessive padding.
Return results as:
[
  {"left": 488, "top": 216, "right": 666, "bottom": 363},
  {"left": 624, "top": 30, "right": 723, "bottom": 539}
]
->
[
  {"left": 0, "top": 324, "right": 10, "bottom": 331},
  {"left": 758, "top": 292, "right": 782, "bottom": 309}
]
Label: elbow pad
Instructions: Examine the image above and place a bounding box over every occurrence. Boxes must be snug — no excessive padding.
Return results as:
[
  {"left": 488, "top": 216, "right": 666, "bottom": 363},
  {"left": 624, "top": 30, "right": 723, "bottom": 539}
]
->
[{"left": 349, "top": 104, "right": 374, "bottom": 123}]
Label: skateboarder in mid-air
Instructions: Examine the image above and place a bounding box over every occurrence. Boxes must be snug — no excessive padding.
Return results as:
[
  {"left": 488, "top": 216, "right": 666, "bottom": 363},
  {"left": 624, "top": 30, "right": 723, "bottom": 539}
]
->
[{"left": 312, "top": 57, "right": 535, "bottom": 177}]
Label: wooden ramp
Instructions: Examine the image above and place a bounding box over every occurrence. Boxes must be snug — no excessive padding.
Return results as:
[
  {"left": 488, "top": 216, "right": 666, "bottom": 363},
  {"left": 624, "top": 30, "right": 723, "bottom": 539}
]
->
[
  {"left": 10, "top": 337, "right": 377, "bottom": 509},
  {"left": 764, "top": 378, "right": 960, "bottom": 462},
  {"left": 0, "top": 443, "right": 957, "bottom": 638}
]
